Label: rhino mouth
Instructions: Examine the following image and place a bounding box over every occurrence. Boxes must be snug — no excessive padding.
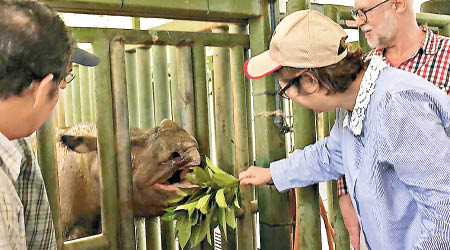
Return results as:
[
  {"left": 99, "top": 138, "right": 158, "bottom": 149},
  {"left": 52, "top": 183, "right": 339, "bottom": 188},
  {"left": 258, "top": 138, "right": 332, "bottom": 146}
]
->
[{"left": 154, "top": 147, "right": 200, "bottom": 191}]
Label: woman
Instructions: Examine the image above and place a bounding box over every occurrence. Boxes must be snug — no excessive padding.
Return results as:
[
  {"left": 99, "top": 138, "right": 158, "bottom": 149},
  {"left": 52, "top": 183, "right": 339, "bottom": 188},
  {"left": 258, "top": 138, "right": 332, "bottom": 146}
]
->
[{"left": 240, "top": 9, "right": 450, "bottom": 249}]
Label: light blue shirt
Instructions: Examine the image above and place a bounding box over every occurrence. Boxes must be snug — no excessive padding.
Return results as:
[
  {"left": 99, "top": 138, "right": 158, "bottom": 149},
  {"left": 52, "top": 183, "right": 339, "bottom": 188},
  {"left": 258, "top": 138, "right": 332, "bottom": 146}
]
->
[{"left": 270, "top": 67, "right": 450, "bottom": 250}]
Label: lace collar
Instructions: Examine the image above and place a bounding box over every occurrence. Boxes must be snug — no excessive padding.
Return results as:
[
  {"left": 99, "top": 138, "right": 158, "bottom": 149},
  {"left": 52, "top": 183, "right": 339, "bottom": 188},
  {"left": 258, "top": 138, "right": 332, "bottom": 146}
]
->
[{"left": 343, "top": 56, "right": 388, "bottom": 136}]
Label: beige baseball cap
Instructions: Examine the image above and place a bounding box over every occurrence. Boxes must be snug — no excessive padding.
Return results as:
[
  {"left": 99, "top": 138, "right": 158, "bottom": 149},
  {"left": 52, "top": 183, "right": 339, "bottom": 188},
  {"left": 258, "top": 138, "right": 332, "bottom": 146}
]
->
[{"left": 244, "top": 9, "right": 348, "bottom": 79}]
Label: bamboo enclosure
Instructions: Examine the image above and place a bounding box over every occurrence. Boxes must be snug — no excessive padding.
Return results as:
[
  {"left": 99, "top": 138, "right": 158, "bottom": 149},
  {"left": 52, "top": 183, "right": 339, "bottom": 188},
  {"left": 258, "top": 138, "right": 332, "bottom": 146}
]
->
[{"left": 33, "top": 1, "right": 450, "bottom": 250}]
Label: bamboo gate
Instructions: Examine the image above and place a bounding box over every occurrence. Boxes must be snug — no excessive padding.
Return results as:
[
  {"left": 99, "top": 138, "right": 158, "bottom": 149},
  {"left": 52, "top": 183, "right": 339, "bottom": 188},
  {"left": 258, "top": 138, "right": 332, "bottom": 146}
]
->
[{"left": 35, "top": 0, "right": 450, "bottom": 249}]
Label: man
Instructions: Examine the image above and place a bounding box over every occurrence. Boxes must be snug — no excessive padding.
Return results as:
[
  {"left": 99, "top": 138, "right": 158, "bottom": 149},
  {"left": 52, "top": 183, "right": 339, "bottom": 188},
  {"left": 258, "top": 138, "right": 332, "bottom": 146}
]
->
[
  {"left": 339, "top": 0, "right": 450, "bottom": 248},
  {"left": 0, "top": 1, "right": 98, "bottom": 249},
  {"left": 240, "top": 9, "right": 450, "bottom": 249}
]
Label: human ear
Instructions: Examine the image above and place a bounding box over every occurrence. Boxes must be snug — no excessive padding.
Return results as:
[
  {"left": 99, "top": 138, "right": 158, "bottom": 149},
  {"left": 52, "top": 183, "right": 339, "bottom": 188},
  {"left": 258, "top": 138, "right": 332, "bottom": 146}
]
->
[
  {"left": 300, "top": 72, "right": 320, "bottom": 93},
  {"left": 392, "top": 0, "right": 407, "bottom": 13},
  {"left": 33, "top": 73, "right": 54, "bottom": 109}
]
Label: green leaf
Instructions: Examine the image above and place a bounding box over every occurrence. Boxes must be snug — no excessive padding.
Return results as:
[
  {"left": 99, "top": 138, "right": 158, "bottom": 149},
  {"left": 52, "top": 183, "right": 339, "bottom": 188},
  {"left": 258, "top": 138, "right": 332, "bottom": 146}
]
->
[
  {"left": 175, "top": 201, "right": 197, "bottom": 217},
  {"left": 225, "top": 207, "right": 236, "bottom": 229},
  {"left": 219, "top": 207, "right": 227, "bottom": 241},
  {"left": 176, "top": 214, "right": 191, "bottom": 248},
  {"left": 215, "top": 189, "right": 227, "bottom": 208},
  {"left": 212, "top": 172, "right": 239, "bottom": 187},
  {"left": 190, "top": 224, "right": 201, "bottom": 248},
  {"left": 166, "top": 189, "right": 188, "bottom": 204},
  {"left": 185, "top": 166, "right": 210, "bottom": 185},
  {"left": 196, "top": 194, "right": 211, "bottom": 214},
  {"left": 234, "top": 197, "right": 240, "bottom": 209},
  {"left": 160, "top": 211, "right": 177, "bottom": 221},
  {"left": 191, "top": 210, "right": 199, "bottom": 226},
  {"left": 191, "top": 216, "right": 210, "bottom": 247},
  {"left": 205, "top": 157, "right": 228, "bottom": 175}
]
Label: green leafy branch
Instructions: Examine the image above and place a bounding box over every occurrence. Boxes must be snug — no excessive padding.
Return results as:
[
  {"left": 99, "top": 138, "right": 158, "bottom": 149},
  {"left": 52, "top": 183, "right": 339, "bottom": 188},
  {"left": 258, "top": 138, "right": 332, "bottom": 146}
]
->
[{"left": 161, "top": 157, "right": 241, "bottom": 248}]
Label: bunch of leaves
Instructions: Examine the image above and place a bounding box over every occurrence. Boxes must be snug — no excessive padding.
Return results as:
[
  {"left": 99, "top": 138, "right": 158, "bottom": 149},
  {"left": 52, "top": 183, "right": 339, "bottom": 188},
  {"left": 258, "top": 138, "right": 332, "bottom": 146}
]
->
[{"left": 161, "top": 157, "right": 241, "bottom": 248}]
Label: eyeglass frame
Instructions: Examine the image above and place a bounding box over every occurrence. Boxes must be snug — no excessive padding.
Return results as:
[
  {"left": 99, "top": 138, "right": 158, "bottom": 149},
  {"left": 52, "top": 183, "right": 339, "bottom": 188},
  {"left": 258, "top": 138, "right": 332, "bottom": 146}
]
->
[
  {"left": 351, "top": 0, "right": 390, "bottom": 24},
  {"left": 65, "top": 71, "right": 75, "bottom": 84}
]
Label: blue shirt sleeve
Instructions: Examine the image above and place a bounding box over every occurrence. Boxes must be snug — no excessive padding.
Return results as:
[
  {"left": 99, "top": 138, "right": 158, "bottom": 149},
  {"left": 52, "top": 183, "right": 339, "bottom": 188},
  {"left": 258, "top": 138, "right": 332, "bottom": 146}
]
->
[
  {"left": 270, "top": 121, "right": 345, "bottom": 191},
  {"left": 378, "top": 91, "right": 450, "bottom": 249}
]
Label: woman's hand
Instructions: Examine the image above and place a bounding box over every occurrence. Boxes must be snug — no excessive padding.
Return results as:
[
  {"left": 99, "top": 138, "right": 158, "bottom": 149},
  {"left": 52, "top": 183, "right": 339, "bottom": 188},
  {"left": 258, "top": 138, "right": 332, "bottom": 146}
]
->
[{"left": 239, "top": 166, "right": 273, "bottom": 186}]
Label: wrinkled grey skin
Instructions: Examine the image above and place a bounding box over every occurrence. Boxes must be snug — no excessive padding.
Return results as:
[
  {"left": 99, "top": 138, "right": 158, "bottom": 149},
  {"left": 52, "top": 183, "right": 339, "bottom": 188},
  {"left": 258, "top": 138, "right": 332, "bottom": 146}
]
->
[{"left": 57, "top": 119, "right": 200, "bottom": 240}]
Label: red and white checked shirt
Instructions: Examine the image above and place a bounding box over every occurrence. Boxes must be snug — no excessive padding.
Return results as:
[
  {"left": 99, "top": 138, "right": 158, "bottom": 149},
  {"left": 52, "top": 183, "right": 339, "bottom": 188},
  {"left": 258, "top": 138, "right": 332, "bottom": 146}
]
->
[{"left": 338, "top": 27, "right": 450, "bottom": 196}]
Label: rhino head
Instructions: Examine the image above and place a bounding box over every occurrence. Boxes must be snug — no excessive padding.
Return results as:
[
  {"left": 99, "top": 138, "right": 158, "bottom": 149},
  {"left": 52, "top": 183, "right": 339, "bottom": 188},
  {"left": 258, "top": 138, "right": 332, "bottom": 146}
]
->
[{"left": 60, "top": 119, "right": 200, "bottom": 218}]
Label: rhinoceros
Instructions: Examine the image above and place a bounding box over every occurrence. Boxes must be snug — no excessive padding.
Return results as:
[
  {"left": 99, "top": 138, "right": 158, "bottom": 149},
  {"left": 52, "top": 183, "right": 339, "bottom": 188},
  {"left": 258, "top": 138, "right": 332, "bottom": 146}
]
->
[{"left": 57, "top": 119, "right": 200, "bottom": 240}]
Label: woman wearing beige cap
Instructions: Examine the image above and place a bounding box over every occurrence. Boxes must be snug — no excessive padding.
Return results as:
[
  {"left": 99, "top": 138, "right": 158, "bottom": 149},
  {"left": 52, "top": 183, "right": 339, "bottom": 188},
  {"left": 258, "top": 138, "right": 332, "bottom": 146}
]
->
[{"left": 239, "top": 9, "right": 450, "bottom": 250}]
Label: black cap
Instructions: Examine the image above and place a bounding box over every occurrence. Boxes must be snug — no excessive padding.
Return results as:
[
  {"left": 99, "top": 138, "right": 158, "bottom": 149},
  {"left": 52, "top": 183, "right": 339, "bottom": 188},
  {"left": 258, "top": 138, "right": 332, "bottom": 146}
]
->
[{"left": 70, "top": 48, "right": 100, "bottom": 67}]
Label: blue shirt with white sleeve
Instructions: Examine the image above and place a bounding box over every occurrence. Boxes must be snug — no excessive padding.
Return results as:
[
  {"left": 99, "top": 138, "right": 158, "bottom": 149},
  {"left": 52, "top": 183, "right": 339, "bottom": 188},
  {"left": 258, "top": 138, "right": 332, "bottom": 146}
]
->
[{"left": 270, "top": 65, "right": 450, "bottom": 250}]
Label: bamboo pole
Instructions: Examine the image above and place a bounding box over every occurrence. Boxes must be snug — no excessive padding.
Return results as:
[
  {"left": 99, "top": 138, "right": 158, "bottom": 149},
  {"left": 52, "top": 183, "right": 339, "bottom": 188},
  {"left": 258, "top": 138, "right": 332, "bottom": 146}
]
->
[
  {"left": 285, "top": 1, "right": 321, "bottom": 250},
  {"left": 212, "top": 26, "right": 236, "bottom": 250},
  {"left": 92, "top": 38, "right": 120, "bottom": 250},
  {"left": 37, "top": 118, "right": 63, "bottom": 249},
  {"left": 88, "top": 67, "right": 96, "bottom": 122},
  {"left": 64, "top": 66, "right": 74, "bottom": 127},
  {"left": 176, "top": 46, "right": 196, "bottom": 136},
  {"left": 229, "top": 23, "right": 256, "bottom": 250},
  {"left": 125, "top": 51, "right": 139, "bottom": 128},
  {"left": 192, "top": 44, "right": 210, "bottom": 158},
  {"left": 57, "top": 96, "right": 66, "bottom": 128},
  {"left": 169, "top": 47, "right": 181, "bottom": 124},
  {"left": 152, "top": 45, "right": 176, "bottom": 250},
  {"left": 152, "top": 45, "right": 171, "bottom": 125},
  {"left": 248, "top": 2, "right": 291, "bottom": 249},
  {"left": 71, "top": 65, "right": 82, "bottom": 124},
  {"left": 136, "top": 47, "right": 155, "bottom": 129},
  {"left": 110, "top": 37, "right": 136, "bottom": 250},
  {"left": 79, "top": 65, "right": 91, "bottom": 122},
  {"left": 146, "top": 218, "right": 161, "bottom": 250}
]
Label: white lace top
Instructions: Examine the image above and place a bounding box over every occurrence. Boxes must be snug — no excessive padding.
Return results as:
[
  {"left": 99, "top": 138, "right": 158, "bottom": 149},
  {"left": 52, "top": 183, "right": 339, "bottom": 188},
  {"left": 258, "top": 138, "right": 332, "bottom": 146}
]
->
[{"left": 343, "top": 56, "right": 388, "bottom": 136}]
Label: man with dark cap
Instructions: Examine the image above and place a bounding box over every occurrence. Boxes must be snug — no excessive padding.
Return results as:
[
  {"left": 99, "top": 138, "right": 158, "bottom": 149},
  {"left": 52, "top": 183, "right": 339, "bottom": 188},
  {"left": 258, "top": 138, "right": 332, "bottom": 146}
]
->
[{"left": 0, "top": 1, "right": 98, "bottom": 249}]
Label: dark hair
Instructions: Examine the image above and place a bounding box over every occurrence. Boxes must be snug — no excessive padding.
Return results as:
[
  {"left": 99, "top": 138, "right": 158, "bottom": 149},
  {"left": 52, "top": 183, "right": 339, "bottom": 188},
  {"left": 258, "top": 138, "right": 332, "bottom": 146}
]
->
[
  {"left": 0, "top": 0, "right": 74, "bottom": 100},
  {"left": 276, "top": 43, "right": 366, "bottom": 95}
]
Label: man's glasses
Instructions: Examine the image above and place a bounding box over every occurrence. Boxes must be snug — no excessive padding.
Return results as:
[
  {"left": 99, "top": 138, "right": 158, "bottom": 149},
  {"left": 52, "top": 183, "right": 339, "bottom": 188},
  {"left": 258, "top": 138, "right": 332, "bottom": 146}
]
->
[
  {"left": 65, "top": 71, "right": 75, "bottom": 84},
  {"left": 351, "top": 0, "right": 390, "bottom": 24}
]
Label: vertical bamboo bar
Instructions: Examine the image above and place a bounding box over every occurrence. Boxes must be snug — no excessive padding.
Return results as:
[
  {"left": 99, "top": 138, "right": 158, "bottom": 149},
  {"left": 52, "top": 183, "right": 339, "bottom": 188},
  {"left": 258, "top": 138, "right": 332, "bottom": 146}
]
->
[
  {"left": 248, "top": 3, "right": 291, "bottom": 249},
  {"left": 152, "top": 45, "right": 171, "bottom": 125},
  {"left": 136, "top": 46, "right": 160, "bottom": 250},
  {"left": 110, "top": 37, "right": 136, "bottom": 250},
  {"left": 71, "top": 65, "right": 82, "bottom": 124},
  {"left": 79, "top": 65, "right": 91, "bottom": 122},
  {"left": 125, "top": 51, "right": 139, "bottom": 128},
  {"left": 323, "top": 6, "right": 351, "bottom": 249},
  {"left": 176, "top": 46, "right": 196, "bottom": 135},
  {"left": 192, "top": 43, "right": 213, "bottom": 250},
  {"left": 152, "top": 45, "right": 176, "bottom": 250},
  {"left": 89, "top": 67, "right": 96, "bottom": 122},
  {"left": 57, "top": 96, "right": 66, "bottom": 128},
  {"left": 146, "top": 218, "right": 161, "bottom": 250},
  {"left": 292, "top": 104, "right": 319, "bottom": 250},
  {"left": 37, "top": 118, "right": 63, "bottom": 249},
  {"left": 170, "top": 47, "right": 181, "bottom": 124},
  {"left": 92, "top": 38, "right": 120, "bottom": 250},
  {"left": 136, "top": 47, "right": 155, "bottom": 129},
  {"left": 64, "top": 66, "right": 74, "bottom": 127},
  {"left": 192, "top": 44, "right": 210, "bottom": 157},
  {"left": 229, "top": 24, "right": 256, "bottom": 250},
  {"left": 212, "top": 26, "right": 236, "bottom": 250}
]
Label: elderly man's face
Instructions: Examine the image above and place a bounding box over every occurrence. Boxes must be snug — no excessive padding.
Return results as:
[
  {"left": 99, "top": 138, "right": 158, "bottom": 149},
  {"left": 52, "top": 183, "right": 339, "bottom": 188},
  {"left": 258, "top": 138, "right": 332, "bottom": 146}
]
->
[{"left": 354, "top": 0, "right": 398, "bottom": 48}]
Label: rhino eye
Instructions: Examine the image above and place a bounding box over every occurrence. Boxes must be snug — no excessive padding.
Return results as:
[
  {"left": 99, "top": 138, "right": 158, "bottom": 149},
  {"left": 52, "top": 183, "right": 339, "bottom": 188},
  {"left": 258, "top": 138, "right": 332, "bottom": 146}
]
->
[{"left": 169, "top": 152, "right": 181, "bottom": 160}]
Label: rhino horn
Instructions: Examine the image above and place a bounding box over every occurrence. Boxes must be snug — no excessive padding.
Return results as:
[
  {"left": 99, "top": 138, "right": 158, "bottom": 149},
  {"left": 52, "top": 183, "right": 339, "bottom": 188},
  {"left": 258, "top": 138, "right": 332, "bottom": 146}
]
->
[{"left": 60, "top": 135, "right": 97, "bottom": 153}]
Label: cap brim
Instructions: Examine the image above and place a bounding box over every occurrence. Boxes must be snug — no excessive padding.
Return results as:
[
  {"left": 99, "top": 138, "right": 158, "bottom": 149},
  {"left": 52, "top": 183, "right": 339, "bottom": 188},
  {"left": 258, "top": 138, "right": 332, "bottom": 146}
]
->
[
  {"left": 70, "top": 48, "right": 100, "bottom": 67},
  {"left": 244, "top": 51, "right": 281, "bottom": 80}
]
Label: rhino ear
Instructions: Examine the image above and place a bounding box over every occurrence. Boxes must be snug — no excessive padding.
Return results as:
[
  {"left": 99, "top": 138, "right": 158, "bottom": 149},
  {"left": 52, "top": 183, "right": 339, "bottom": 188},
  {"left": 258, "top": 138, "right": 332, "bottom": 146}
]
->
[
  {"left": 159, "top": 119, "right": 179, "bottom": 130},
  {"left": 60, "top": 135, "right": 97, "bottom": 153}
]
